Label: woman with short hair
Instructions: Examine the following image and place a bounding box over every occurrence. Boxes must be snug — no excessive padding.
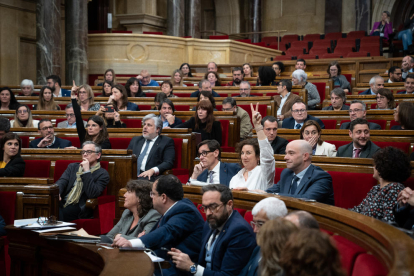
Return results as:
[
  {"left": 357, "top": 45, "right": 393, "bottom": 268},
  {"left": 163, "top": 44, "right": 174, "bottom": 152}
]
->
[
  {"left": 10, "top": 105, "right": 39, "bottom": 128},
  {"left": 0, "top": 132, "right": 25, "bottom": 177},
  {"left": 160, "top": 81, "right": 178, "bottom": 98},
  {"left": 20, "top": 79, "right": 36, "bottom": 96},
  {"left": 327, "top": 61, "right": 351, "bottom": 93},
  {"left": 291, "top": 69, "right": 320, "bottom": 109},
  {"left": 376, "top": 88, "right": 395, "bottom": 109}
]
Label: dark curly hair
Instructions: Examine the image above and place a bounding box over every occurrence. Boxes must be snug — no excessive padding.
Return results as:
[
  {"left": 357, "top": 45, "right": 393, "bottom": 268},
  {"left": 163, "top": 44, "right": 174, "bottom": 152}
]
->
[
  {"left": 235, "top": 138, "right": 260, "bottom": 167},
  {"left": 126, "top": 179, "right": 153, "bottom": 218},
  {"left": 373, "top": 147, "right": 412, "bottom": 183},
  {"left": 258, "top": 66, "right": 276, "bottom": 86}
]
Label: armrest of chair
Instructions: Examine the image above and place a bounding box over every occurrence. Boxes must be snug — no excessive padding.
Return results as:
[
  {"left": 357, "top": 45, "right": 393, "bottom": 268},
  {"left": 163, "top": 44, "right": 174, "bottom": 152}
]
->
[{"left": 85, "top": 195, "right": 116, "bottom": 210}]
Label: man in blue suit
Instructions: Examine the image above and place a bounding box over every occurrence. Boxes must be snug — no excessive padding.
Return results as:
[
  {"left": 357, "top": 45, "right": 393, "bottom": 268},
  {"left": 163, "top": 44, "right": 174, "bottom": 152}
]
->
[
  {"left": 188, "top": 140, "right": 241, "bottom": 186},
  {"left": 266, "top": 140, "right": 334, "bottom": 205},
  {"left": 397, "top": 74, "right": 414, "bottom": 94},
  {"left": 29, "top": 119, "right": 72, "bottom": 148},
  {"left": 169, "top": 184, "right": 256, "bottom": 276},
  {"left": 191, "top": 79, "right": 220, "bottom": 97},
  {"left": 113, "top": 175, "right": 204, "bottom": 276},
  {"left": 46, "top": 75, "right": 71, "bottom": 97},
  {"left": 281, "top": 100, "right": 325, "bottom": 129},
  {"left": 359, "top": 75, "right": 384, "bottom": 95},
  {"left": 159, "top": 99, "right": 183, "bottom": 128}
]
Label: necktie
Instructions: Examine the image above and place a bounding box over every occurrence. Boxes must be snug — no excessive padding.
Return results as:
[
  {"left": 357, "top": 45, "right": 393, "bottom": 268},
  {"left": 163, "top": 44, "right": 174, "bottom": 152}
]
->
[
  {"left": 290, "top": 176, "right": 299, "bottom": 194},
  {"left": 295, "top": 124, "right": 301, "bottom": 129},
  {"left": 354, "top": 148, "right": 362, "bottom": 158},
  {"left": 208, "top": 229, "right": 220, "bottom": 250},
  {"left": 208, "top": 171, "right": 215, "bottom": 183},
  {"left": 137, "top": 139, "right": 150, "bottom": 173},
  {"left": 157, "top": 215, "right": 163, "bottom": 228}
]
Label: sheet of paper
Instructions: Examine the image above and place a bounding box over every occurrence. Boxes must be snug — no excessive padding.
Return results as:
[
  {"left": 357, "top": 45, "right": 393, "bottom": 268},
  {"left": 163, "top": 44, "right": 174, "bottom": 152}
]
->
[
  {"left": 14, "top": 218, "right": 38, "bottom": 227},
  {"left": 35, "top": 227, "right": 76, "bottom": 233},
  {"left": 59, "top": 228, "right": 100, "bottom": 239},
  {"left": 144, "top": 251, "right": 165, "bottom": 262}
]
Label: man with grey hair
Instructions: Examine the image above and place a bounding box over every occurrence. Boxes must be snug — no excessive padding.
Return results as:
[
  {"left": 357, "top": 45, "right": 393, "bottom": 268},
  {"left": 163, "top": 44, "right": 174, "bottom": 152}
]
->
[
  {"left": 234, "top": 81, "right": 256, "bottom": 97},
  {"left": 191, "top": 79, "right": 220, "bottom": 97},
  {"left": 127, "top": 113, "right": 175, "bottom": 181},
  {"left": 226, "top": 67, "right": 244, "bottom": 87},
  {"left": 57, "top": 141, "right": 110, "bottom": 221},
  {"left": 339, "top": 100, "right": 381, "bottom": 130},
  {"left": 322, "top": 88, "right": 350, "bottom": 111},
  {"left": 207, "top": 61, "right": 227, "bottom": 78},
  {"left": 136, "top": 69, "right": 159, "bottom": 86},
  {"left": 401, "top": 55, "right": 414, "bottom": 80},
  {"left": 222, "top": 97, "right": 252, "bottom": 139},
  {"left": 265, "top": 140, "right": 334, "bottom": 205},
  {"left": 360, "top": 75, "right": 384, "bottom": 95},
  {"left": 285, "top": 210, "right": 320, "bottom": 229},
  {"left": 57, "top": 104, "right": 87, "bottom": 128}
]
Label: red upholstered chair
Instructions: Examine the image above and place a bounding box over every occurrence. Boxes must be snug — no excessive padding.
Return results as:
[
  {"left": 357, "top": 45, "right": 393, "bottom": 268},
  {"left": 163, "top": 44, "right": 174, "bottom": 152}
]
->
[
  {"left": 252, "top": 42, "right": 266, "bottom": 47},
  {"left": 57, "top": 136, "right": 81, "bottom": 148},
  {"left": 298, "top": 54, "right": 318, "bottom": 60},
  {"left": 285, "top": 48, "right": 306, "bottom": 57},
  {"left": 234, "top": 208, "right": 246, "bottom": 218},
  {"left": 374, "top": 141, "right": 411, "bottom": 154},
  {"left": 138, "top": 105, "right": 152, "bottom": 110},
  {"left": 359, "top": 46, "right": 379, "bottom": 56},
  {"left": 235, "top": 39, "right": 251, "bottom": 43},
  {"left": 218, "top": 120, "right": 230, "bottom": 147},
  {"left": 197, "top": 204, "right": 207, "bottom": 221},
  {"left": 368, "top": 119, "right": 386, "bottom": 129},
  {"left": 171, "top": 138, "right": 189, "bottom": 183},
  {"left": 309, "top": 48, "right": 329, "bottom": 56},
  {"left": 312, "top": 82, "right": 327, "bottom": 103},
  {"left": 321, "top": 119, "right": 337, "bottom": 129},
  {"left": 0, "top": 191, "right": 18, "bottom": 276},
  {"left": 389, "top": 120, "right": 399, "bottom": 129},
  {"left": 332, "top": 235, "right": 366, "bottom": 276},
  {"left": 20, "top": 136, "right": 29, "bottom": 148},
  {"left": 239, "top": 104, "right": 267, "bottom": 125},
  {"left": 325, "top": 32, "right": 343, "bottom": 41},
  {"left": 303, "top": 33, "right": 322, "bottom": 41},
  {"left": 325, "top": 140, "right": 350, "bottom": 150},
  {"left": 175, "top": 105, "right": 191, "bottom": 111},
  {"left": 347, "top": 31, "right": 366, "bottom": 39},
  {"left": 23, "top": 160, "right": 51, "bottom": 178},
  {"left": 321, "top": 53, "right": 343, "bottom": 59},
  {"left": 145, "top": 92, "right": 158, "bottom": 97},
  {"left": 336, "top": 38, "right": 356, "bottom": 48},
  {"left": 351, "top": 253, "right": 387, "bottom": 276},
  {"left": 312, "top": 40, "right": 334, "bottom": 52},
  {"left": 274, "top": 55, "right": 294, "bottom": 61},
  {"left": 109, "top": 137, "right": 132, "bottom": 149},
  {"left": 122, "top": 119, "right": 142, "bottom": 128},
  {"left": 290, "top": 41, "right": 311, "bottom": 53},
  {"left": 244, "top": 211, "right": 253, "bottom": 224},
  {"left": 346, "top": 51, "right": 370, "bottom": 58},
  {"left": 274, "top": 167, "right": 284, "bottom": 183},
  {"left": 262, "top": 36, "right": 278, "bottom": 46}
]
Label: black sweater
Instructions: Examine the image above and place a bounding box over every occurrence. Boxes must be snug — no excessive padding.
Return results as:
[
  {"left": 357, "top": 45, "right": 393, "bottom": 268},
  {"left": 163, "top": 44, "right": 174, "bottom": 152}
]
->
[{"left": 174, "top": 117, "right": 222, "bottom": 145}]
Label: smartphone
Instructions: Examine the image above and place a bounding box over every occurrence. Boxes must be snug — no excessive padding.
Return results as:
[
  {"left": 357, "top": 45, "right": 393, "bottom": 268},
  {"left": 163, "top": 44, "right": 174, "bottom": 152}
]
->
[{"left": 105, "top": 105, "right": 114, "bottom": 113}]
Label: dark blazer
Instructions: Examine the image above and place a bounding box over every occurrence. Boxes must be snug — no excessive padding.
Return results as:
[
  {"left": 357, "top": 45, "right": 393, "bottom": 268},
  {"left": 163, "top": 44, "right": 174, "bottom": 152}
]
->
[
  {"left": 397, "top": 91, "right": 412, "bottom": 94},
  {"left": 29, "top": 137, "right": 72, "bottom": 148},
  {"left": 191, "top": 90, "right": 220, "bottom": 97},
  {"left": 266, "top": 164, "right": 334, "bottom": 205},
  {"left": 271, "top": 136, "right": 289, "bottom": 154},
  {"left": 238, "top": 246, "right": 261, "bottom": 276},
  {"left": 0, "top": 215, "right": 6, "bottom": 236},
  {"left": 57, "top": 163, "right": 110, "bottom": 219},
  {"left": 360, "top": 88, "right": 374, "bottom": 95},
  {"left": 198, "top": 210, "right": 256, "bottom": 276},
  {"left": 336, "top": 140, "right": 381, "bottom": 158},
  {"left": 175, "top": 117, "right": 222, "bottom": 145},
  {"left": 196, "top": 162, "right": 241, "bottom": 186},
  {"left": 340, "top": 121, "right": 382, "bottom": 130},
  {"left": 411, "top": 151, "right": 414, "bottom": 161},
  {"left": 234, "top": 95, "right": 257, "bottom": 97},
  {"left": 127, "top": 135, "right": 175, "bottom": 175},
  {"left": 167, "top": 116, "right": 183, "bottom": 128},
  {"left": 127, "top": 101, "right": 140, "bottom": 111},
  {"left": 0, "top": 156, "right": 25, "bottom": 177},
  {"left": 322, "top": 105, "right": 350, "bottom": 111},
  {"left": 393, "top": 205, "right": 414, "bottom": 230},
  {"left": 140, "top": 198, "right": 204, "bottom": 276},
  {"left": 282, "top": 115, "right": 325, "bottom": 129},
  {"left": 390, "top": 125, "right": 403, "bottom": 130},
  {"left": 61, "top": 88, "right": 71, "bottom": 97}
]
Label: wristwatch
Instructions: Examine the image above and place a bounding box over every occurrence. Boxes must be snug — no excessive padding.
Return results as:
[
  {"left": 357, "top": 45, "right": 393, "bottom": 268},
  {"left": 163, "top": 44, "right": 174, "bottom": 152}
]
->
[{"left": 190, "top": 264, "right": 197, "bottom": 274}]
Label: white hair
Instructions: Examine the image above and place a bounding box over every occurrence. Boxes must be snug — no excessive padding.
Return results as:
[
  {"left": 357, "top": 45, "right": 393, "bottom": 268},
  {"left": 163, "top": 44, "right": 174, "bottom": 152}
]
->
[
  {"left": 369, "top": 75, "right": 383, "bottom": 85},
  {"left": 252, "top": 197, "right": 288, "bottom": 220},
  {"left": 143, "top": 113, "right": 163, "bottom": 134},
  {"left": 20, "top": 79, "right": 34, "bottom": 89},
  {"left": 292, "top": 69, "right": 307, "bottom": 83},
  {"left": 240, "top": 81, "right": 251, "bottom": 88}
]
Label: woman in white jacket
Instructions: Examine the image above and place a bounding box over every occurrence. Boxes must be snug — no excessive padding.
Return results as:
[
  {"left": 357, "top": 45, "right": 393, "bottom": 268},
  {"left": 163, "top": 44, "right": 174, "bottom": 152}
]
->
[{"left": 300, "top": 120, "right": 337, "bottom": 157}]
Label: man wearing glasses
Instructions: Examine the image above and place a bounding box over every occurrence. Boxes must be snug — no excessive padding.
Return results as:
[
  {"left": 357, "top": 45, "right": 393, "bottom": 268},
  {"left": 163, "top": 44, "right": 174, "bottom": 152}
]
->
[
  {"left": 29, "top": 119, "right": 72, "bottom": 148},
  {"left": 57, "top": 104, "right": 87, "bottom": 128},
  {"left": 136, "top": 69, "right": 159, "bottom": 87},
  {"left": 234, "top": 81, "right": 255, "bottom": 97},
  {"left": 221, "top": 97, "right": 252, "bottom": 140},
  {"left": 281, "top": 100, "right": 325, "bottom": 129},
  {"left": 169, "top": 184, "right": 256, "bottom": 276},
  {"left": 339, "top": 100, "right": 381, "bottom": 130},
  {"left": 57, "top": 141, "right": 109, "bottom": 221}
]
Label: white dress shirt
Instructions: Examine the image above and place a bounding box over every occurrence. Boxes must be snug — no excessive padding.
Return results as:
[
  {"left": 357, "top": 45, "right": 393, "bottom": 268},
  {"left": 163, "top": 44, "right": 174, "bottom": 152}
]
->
[
  {"left": 277, "top": 92, "right": 290, "bottom": 116},
  {"left": 190, "top": 161, "right": 221, "bottom": 185},
  {"left": 139, "top": 136, "right": 160, "bottom": 174}
]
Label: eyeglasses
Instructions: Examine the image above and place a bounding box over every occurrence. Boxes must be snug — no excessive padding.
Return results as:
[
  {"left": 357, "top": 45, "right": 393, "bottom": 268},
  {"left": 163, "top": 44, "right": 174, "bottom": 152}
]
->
[
  {"left": 37, "top": 216, "right": 60, "bottom": 226},
  {"left": 81, "top": 150, "right": 97, "bottom": 155},
  {"left": 348, "top": 109, "right": 363, "bottom": 113},
  {"left": 65, "top": 113, "right": 75, "bottom": 117},
  {"left": 40, "top": 126, "right": 54, "bottom": 131},
  {"left": 292, "top": 109, "right": 306, "bottom": 113},
  {"left": 250, "top": 220, "right": 265, "bottom": 229},
  {"left": 200, "top": 203, "right": 224, "bottom": 213},
  {"left": 18, "top": 110, "right": 28, "bottom": 114},
  {"left": 198, "top": 150, "right": 213, "bottom": 157}
]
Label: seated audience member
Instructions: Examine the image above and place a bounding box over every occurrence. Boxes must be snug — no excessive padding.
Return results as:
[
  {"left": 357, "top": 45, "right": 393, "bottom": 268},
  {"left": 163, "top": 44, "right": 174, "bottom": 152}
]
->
[
  {"left": 98, "top": 69, "right": 116, "bottom": 86},
  {"left": 153, "top": 93, "right": 167, "bottom": 110},
  {"left": 46, "top": 75, "right": 71, "bottom": 97},
  {"left": 57, "top": 104, "right": 87, "bottom": 128},
  {"left": 387, "top": 66, "right": 402, "bottom": 83},
  {"left": 171, "top": 69, "right": 187, "bottom": 87},
  {"left": 395, "top": 185, "right": 414, "bottom": 229},
  {"left": 360, "top": 75, "right": 385, "bottom": 95},
  {"left": 101, "top": 80, "right": 113, "bottom": 96},
  {"left": 96, "top": 104, "right": 126, "bottom": 128},
  {"left": 0, "top": 133, "right": 25, "bottom": 177},
  {"left": 279, "top": 229, "right": 346, "bottom": 276},
  {"left": 191, "top": 79, "right": 220, "bottom": 97},
  {"left": 10, "top": 105, "right": 39, "bottom": 128},
  {"left": 340, "top": 100, "right": 381, "bottom": 130},
  {"left": 158, "top": 98, "right": 182, "bottom": 128},
  {"left": 105, "top": 180, "right": 161, "bottom": 241},
  {"left": 0, "top": 87, "right": 19, "bottom": 110},
  {"left": 291, "top": 69, "right": 320, "bottom": 109},
  {"left": 284, "top": 210, "right": 320, "bottom": 229},
  {"left": 175, "top": 100, "right": 222, "bottom": 145},
  {"left": 128, "top": 114, "right": 175, "bottom": 181},
  {"left": 107, "top": 84, "right": 139, "bottom": 111},
  {"left": 235, "top": 81, "right": 256, "bottom": 97},
  {"left": 397, "top": 73, "right": 414, "bottom": 94},
  {"left": 243, "top": 63, "right": 254, "bottom": 77},
  {"left": 160, "top": 80, "right": 178, "bottom": 98},
  {"left": 300, "top": 120, "right": 337, "bottom": 157},
  {"left": 261, "top": 116, "right": 288, "bottom": 154},
  {"left": 191, "top": 91, "right": 218, "bottom": 111},
  {"left": 397, "top": 15, "right": 414, "bottom": 55},
  {"left": 0, "top": 117, "right": 10, "bottom": 139},
  {"left": 29, "top": 119, "right": 72, "bottom": 148},
  {"left": 222, "top": 97, "right": 252, "bottom": 139},
  {"left": 401, "top": 56, "right": 414, "bottom": 80},
  {"left": 71, "top": 83, "right": 100, "bottom": 111},
  {"left": 113, "top": 175, "right": 204, "bottom": 276},
  {"left": 257, "top": 218, "right": 298, "bottom": 276},
  {"left": 322, "top": 88, "right": 350, "bottom": 111},
  {"left": 71, "top": 95, "right": 111, "bottom": 149},
  {"left": 125, "top": 77, "right": 146, "bottom": 97},
  {"left": 169, "top": 184, "right": 256, "bottom": 276},
  {"left": 337, "top": 118, "right": 380, "bottom": 158},
  {"left": 207, "top": 61, "right": 227, "bottom": 78},
  {"left": 282, "top": 100, "right": 325, "bottom": 129},
  {"left": 34, "top": 86, "right": 61, "bottom": 111},
  {"left": 327, "top": 61, "right": 351, "bottom": 92},
  {"left": 239, "top": 197, "right": 288, "bottom": 276},
  {"left": 295, "top": 59, "right": 313, "bottom": 77},
  {"left": 58, "top": 141, "right": 110, "bottom": 222},
  {"left": 266, "top": 140, "right": 334, "bottom": 205},
  {"left": 179, "top": 63, "right": 193, "bottom": 77},
  {"left": 137, "top": 70, "right": 159, "bottom": 87},
  {"left": 188, "top": 140, "right": 241, "bottom": 186},
  {"left": 275, "top": 79, "right": 300, "bottom": 121},
  {"left": 230, "top": 104, "right": 275, "bottom": 190},
  {"left": 204, "top": 71, "right": 221, "bottom": 88},
  {"left": 370, "top": 11, "right": 392, "bottom": 39},
  {"left": 376, "top": 88, "right": 395, "bottom": 109},
  {"left": 257, "top": 66, "right": 277, "bottom": 86},
  {"left": 350, "top": 147, "right": 410, "bottom": 223},
  {"left": 391, "top": 101, "right": 414, "bottom": 130},
  {"left": 226, "top": 67, "right": 244, "bottom": 87},
  {"left": 20, "top": 79, "right": 36, "bottom": 96},
  {"left": 272, "top": 61, "right": 284, "bottom": 77},
  {"left": 0, "top": 215, "right": 5, "bottom": 236}
]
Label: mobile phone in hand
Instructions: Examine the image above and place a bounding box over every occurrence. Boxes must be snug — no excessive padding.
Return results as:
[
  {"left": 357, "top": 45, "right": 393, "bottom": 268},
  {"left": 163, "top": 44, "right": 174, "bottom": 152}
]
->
[{"left": 105, "top": 105, "right": 114, "bottom": 113}]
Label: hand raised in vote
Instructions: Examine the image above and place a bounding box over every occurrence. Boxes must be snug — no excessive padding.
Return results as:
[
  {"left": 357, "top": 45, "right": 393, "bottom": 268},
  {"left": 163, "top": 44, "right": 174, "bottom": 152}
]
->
[
  {"left": 168, "top": 248, "right": 193, "bottom": 271},
  {"left": 112, "top": 236, "right": 132, "bottom": 248},
  {"left": 71, "top": 80, "right": 78, "bottom": 99}
]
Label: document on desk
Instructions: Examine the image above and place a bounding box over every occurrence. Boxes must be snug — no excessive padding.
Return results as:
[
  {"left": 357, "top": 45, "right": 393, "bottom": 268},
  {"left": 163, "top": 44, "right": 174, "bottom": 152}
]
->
[
  {"left": 35, "top": 227, "right": 77, "bottom": 233},
  {"left": 144, "top": 251, "right": 165, "bottom": 262},
  {"left": 14, "top": 218, "right": 76, "bottom": 230}
]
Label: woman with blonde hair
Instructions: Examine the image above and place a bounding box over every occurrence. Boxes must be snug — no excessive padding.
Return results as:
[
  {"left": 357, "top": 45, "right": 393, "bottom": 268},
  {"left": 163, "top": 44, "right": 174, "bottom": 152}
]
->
[
  {"left": 10, "top": 105, "right": 39, "bottom": 128},
  {"left": 73, "top": 83, "right": 101, "bottom": 111},
  {"left": 34, "top": 86, "right": 60, "bottom": 111},
  {"left": 171, "top": 69, "right": 187, "bottom": 87}
]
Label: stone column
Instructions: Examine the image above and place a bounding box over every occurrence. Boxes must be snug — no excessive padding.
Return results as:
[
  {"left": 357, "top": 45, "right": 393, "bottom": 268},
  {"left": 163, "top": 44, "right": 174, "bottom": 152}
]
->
[
  {"left": 167, "top": 0, "right": 185, "bottom": 37},
  {"left": 250, "top": 0, "right": 261, "bottom": 43},
  {"left": 186, "top": 0, "right": 201, "bottom": 38},
  {"left": 65, "top": 0, "right": 88, "bottom": 85},
  {"left": 355, "top": 0, "right": 371, "bottom": 31},
  {"left": 36, "top": 0, "right": 61, "bottom": 85},
  {"left": 325, "top": 0, "right": 342, "bottom": 33}
]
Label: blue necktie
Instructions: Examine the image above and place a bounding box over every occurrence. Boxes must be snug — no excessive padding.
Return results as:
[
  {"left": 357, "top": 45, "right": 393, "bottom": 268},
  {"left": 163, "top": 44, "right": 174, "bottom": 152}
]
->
[
  {"left": 290, "top": 176, "right": 299, "bottom": 194},
  {"left": 208, "top": 171, "right": 215, "bottom": 183},
  {"left": 295, "top": 124, "right": 301, "bottom": 129},
  {"left": 137, "top": 139, "right": 150, "bottom": 173}
]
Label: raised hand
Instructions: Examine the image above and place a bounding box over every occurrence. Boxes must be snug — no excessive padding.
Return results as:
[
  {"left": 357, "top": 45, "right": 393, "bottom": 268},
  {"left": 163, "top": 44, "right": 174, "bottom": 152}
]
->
[
  {"left": 250, "top": 103, "right": 262, "bottom": 128},
  {"left": 71, "top": 80, "right": 78, "bottom": 99},
  {"left": 307, "top": 134, "right": 318, "bottom": 148}
]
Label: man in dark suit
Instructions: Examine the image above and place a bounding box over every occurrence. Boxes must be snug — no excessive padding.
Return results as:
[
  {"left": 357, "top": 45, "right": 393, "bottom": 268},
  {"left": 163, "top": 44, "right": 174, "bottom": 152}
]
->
[
  {"left": 29, "top": 119, "right": 72, "bottom": 148},
  {"left": 322, "top": 88, "right": 350, "bottom": 111},
  {"left": 188, "top": 140, "right": 241, "bottom": 186},
  {"left": 57, "top": 142, "right": 110, "bottom": 221},
  {"left": 266, "top": 140, "right": 334, "bottom": 205},
  {"left": 337, "top": 118, "right": 381, "bottom": 158},
  {"left": 359, "top": 75, "right": 384, "bottom": 95},
  {"left": 159, "top": 99, "right": 183, "bottom": 128},
  {"left": 191, "top": 79, "right": 220, "bottom": 97},
  {"left": 339, "top": 100, "right": 382, "bottom": 130},
  {"left": 46, "top": 75, "right": 71, "bottom": 97},
  {"left": 225, "top": 67, "right": 243, "bottom": 87},
  {"left": 169, "top": 184, "right": 256, "bottom": 276},
  {"left": 127, "top": 114, "right": 175, "bottom": 181},
  {"left": 397, "top": 74, "right": 414, "bottom": 94},
  {"left": 261, "top": 116, "right": 288, "bottom": 154},
  {"left": 113, "top": 175, "right": 204, "bottom": 276},
  {"left": 281, "top": 100, "right": 325, "bottom": 129}
]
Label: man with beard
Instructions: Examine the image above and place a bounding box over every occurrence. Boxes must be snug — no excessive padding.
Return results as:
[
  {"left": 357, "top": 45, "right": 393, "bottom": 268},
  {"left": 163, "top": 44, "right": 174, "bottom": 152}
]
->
[
  {"left": 401, "top": 55, "right": 414, "bottom": 80},
  {"left": 226, "top": 67, "right": 244, "bottom": 87},
  {"left": 387, "top": 66, "right": 403, "bottom": 83},
  {"left": 337, "top": 118, "right": 380, "bottom": 158},
  {"left": 169, "top": 184, "right": 256, "bottom": 276},
  {"left": 46, "top": 75, "right": 71, "bottom": 97},
  {"left": 234, "top": 81, "right": 256, "bottom": 97},
  {"left": 158, "top": 99, "right": 183, "bottom": 128}
]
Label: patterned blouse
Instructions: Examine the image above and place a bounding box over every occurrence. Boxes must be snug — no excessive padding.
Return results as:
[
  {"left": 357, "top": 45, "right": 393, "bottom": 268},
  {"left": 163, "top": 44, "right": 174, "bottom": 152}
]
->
[{"left": 349, "top": 183, "right": 405, "bottom": 222}]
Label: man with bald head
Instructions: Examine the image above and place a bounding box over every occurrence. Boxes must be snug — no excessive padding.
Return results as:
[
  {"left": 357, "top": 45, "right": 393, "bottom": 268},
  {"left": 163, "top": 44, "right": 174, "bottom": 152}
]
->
[
  {"left": 137, "top": 70, "right": 159, "bottom": 86},
  {"left": 265, "top": 140, "right": 334, "bottom": 205},
  {"left": 285, "top": 210, "right": 320, "bottom": 229}
]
